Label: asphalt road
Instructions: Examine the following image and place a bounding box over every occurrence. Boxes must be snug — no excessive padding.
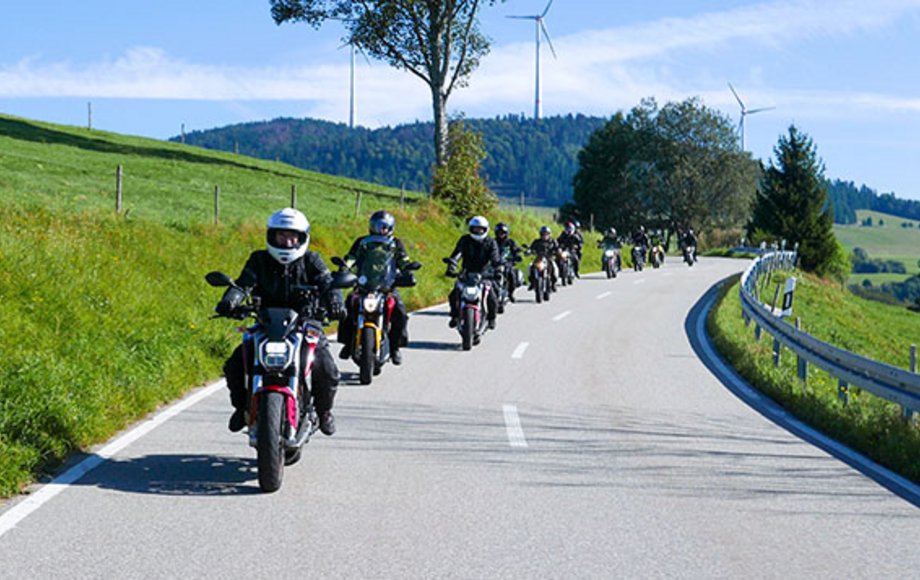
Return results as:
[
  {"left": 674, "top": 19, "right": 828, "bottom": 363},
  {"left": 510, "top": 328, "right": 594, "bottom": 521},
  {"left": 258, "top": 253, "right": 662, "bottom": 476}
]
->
[{"left": 2, "top": 257, "right": 919, "bottom": 578}]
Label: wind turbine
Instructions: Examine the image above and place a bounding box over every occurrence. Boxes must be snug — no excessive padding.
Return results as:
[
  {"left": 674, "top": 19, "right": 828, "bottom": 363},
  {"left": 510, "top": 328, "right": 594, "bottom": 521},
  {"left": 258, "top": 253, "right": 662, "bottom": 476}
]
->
[
  {"left": 339, "top": 39, "right": 371, "bottom": 129},
  {"left": 508, "top": 0, "right": 557, "bottom": 120},
  {"left": 728, "top": 83, "right": 775, "bottom": 150}
]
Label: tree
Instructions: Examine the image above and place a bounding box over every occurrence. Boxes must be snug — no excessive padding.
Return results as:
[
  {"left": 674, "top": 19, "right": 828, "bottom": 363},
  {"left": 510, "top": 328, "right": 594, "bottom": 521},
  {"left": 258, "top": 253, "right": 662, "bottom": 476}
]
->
[
  {"left": 747, "top": 125, "right": 839, "bottom": 276},
  {"left": 572, "top": 98, "right": 758, "bottom": 241},
  {"left": 431, "top": 120, "right": 497, "bottom": 217},
  {"left": 270, "top": 0, "right": 501, "bottom": 167}
]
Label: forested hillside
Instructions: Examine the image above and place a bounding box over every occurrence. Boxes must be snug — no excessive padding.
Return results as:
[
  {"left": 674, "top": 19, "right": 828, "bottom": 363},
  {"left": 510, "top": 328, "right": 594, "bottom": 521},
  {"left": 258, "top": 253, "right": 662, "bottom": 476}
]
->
[
  {"left": 173, "top": 114, "right": 606, "bottom": 206},
  {"left": 827, "top": 179, "right": 920, "bottom": 224}
]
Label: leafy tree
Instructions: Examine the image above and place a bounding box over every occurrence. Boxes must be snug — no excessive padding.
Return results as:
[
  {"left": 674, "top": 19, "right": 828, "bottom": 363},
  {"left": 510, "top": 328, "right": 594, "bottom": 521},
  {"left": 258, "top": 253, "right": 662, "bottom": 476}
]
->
[
  {"left": 431, "top": 120, "right": 496, "bottom": 217},
  {"left": 748, "top": 125, "right": 840, "bottom": 277},
  {"left": 270, "top": 0, "right": 502, "bottom": 167},
  {"left": 572, "top": 98, "right": 758, "bottom": 242}
]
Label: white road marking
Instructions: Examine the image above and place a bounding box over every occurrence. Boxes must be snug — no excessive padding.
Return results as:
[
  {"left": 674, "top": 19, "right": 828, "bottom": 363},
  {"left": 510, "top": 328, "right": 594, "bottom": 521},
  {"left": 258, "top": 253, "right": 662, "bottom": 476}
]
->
[
  {"left": 553, "top": 310, "right": 572, "bottom": 321},
  {"left": 0, "top": 381, "right": 224, "bottom": 539},
  {"left": 664, "top": 272, "right": 673, "bottom": 277},
  {"left": 634, "top": 279, "right": 646, "bottom": 284},
  {"left": 596, "top": 291, "right": 612, "bottom": 300},
  {"left": 511, "top": 342, "right": 530, "bottom": 359},
  {"left": 503, "top": 405, "right": 528, "bottom": 448}
]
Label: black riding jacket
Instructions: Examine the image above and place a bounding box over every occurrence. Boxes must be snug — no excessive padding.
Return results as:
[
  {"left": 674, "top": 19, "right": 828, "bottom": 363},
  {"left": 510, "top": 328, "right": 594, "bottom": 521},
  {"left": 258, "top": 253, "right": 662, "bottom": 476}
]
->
[
  {"left": 529, "top": 237, "right": 559, "bottom": 257},
  {"left": 447, "top": 235, "right": 501, "bottom": 275},
  {"left": 223, "top": 249, "right": 343, "bottom": 314}
]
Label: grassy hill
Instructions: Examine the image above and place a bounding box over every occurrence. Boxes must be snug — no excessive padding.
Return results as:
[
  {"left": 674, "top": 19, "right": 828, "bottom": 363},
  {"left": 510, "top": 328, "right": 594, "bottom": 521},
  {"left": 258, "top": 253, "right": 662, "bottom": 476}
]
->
[
  {"left": 834, "top": 209, "right": 920, "bottom": 286},
  {"left": 0, "top": 113, "right": 579, "bottom": 496}
]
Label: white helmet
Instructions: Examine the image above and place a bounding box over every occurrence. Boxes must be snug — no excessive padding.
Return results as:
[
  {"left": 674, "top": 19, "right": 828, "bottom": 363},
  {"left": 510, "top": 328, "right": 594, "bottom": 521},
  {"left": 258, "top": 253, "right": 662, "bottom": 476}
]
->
[
  {"left": 468, "top": 215, "right": 489, "bottom": 242},
  {"left": 266, "top": 208, "right": 310, "bottom": 265}
]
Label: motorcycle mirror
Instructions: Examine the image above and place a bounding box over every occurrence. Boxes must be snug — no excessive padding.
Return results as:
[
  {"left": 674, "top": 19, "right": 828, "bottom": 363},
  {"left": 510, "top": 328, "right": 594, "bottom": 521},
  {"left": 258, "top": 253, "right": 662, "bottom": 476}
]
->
[
  {"left": 406, "top": 261, "right": 422, "bottom": 271},
  {"left": 332, "top": 271, "right": 358, "bottom": 288},
  {"left": 205, "top": 271, "right": 233, "bottom": 287},
  {"left": 331, "top": 256, "right": 346, "bottom": 268}
]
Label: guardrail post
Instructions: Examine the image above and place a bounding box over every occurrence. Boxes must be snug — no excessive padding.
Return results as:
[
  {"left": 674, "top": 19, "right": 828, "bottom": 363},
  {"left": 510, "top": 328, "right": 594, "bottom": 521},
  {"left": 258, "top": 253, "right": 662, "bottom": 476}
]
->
[
  {"left": 838, "top": 380, "right": 849, "bottom": 406},
  {"left": 904, "top": 345, "right": 918, "bottom": 423},
  {"left": 795, "top": 318, "right": 807, "bottom": 382},
  {"left": 772, "top": 337, "right": 781, "bottom": 366},
  {"left": 754, "top": 323, "right": 762, "bottom": 342}
]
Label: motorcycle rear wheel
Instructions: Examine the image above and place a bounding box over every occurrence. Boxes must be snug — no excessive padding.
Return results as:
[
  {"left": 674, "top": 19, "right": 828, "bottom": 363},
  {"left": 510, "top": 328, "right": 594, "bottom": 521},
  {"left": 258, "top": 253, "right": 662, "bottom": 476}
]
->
[
  {"left": 359, "top": 327, "right": 375, "bottom": 385},
  {"left": 257, "top": 390, "right": 285, "bottom": 493}
]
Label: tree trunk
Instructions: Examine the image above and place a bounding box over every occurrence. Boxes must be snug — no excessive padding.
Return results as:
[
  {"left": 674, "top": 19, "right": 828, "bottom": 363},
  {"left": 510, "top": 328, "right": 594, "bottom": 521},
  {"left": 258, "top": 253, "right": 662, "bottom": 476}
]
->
[{"left": 431, "top": 86, "right": 449, "bottom": 168}]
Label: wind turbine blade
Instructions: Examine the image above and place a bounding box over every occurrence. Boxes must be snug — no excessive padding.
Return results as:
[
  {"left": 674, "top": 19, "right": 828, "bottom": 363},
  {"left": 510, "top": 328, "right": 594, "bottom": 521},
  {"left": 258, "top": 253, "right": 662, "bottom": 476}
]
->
[
  {"left": 746, "top": 106, "right": 775, "bottom": 115},
  {"left": 728, "top": 82, "right": 745, "bottom": 110},
  {"left": 507, "top": 15, "right": 538, "bottom": 20},
  {"left": 540, "top": 20, "right": 557, "bottom": 59},
  {"left": 541, "top": 0, "right": 555, "bottom": 18}
]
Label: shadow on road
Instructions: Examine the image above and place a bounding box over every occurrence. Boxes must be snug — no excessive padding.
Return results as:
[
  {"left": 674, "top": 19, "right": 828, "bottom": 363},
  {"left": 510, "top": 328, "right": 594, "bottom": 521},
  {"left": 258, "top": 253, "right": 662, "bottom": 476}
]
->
[
  {"left": 72, "top": 454, "right": 261, "bottom": 496},
  {"left": 405, "top": 340, "right": 459, "bottom": 351}
]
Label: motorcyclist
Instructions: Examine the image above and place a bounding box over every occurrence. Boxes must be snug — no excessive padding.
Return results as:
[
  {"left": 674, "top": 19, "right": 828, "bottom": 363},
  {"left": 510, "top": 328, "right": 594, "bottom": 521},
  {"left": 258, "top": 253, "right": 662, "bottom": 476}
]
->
[
  {"left": 445, "top": 216, "right": 501, "bottom": 330},
  {"left": 215, "top": 208, "right": 345, "bottom": 436},
  {"left": 648, "top": 228, "right": 665, "bottom": 265},
  {"left": 494, "top": 222, "right": 523, "bottom": 303},
  {"left": 337, "top": 210, "right": 415, "bottom": 366},
  {"left": 598, "top": 227, "right": 622, "bottom": 270},
  {"left": 681, "top": 227, "right": 699, "bottom": 262},
  {"left": 557, "top": 221, "right": 584, "bottom": 278},
  {"left": 528, "top": 225, "right": 560, "bottom": 290}
]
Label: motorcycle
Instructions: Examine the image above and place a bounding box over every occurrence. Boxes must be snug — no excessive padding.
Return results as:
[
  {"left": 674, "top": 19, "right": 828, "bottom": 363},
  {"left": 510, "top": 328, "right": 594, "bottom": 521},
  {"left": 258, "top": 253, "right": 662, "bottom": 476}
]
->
[
  {"left": 556, "top": 247, "right": 576, "bottom": 286},
  {"left": 497, "top": 247, "right": 524, "bottom": 311},
  {"left": 205, "top": 271, "right": 349, "bottom": 493},
  {"left": 683, "top": 244, "right": 696, "bottom": 266},
  {"left": 523, "top": 246, "right": 553, "bottom": 304},
  {"left": 443, "top": 257, "right": 492, "bottom": 351},
  {"left": 648, "top": 244, "right": 664, "bottom": 269},
  {"left": 331, "top": 250, "right": 421, "bottom": 385},
  {"left": 631, "top": 245, "right": 646, "bottom": 272},
  {"left": 600, "top": 246, "right": 621, "bottom": 279}
]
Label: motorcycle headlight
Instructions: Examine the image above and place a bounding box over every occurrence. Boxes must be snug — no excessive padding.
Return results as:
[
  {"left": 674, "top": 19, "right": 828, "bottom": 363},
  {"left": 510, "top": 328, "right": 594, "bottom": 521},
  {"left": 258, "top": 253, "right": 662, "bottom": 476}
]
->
[
  {"left": 259, "top": 340, "right": 294, "bottom": 371},
  {"left": 604, "top": 249, "right": 615, "bottom": 257},
  {"left": 363, "top": 293, "right": 381, "bottom": 313},
  {"left": 463, "top": 285, "right": 481, "bottom": 300}
]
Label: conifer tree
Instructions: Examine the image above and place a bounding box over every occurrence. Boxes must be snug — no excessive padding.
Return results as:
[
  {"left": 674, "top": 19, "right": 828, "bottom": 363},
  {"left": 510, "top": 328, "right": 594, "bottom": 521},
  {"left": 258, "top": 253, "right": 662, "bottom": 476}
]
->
[{"left": 748, "top": 125, "right": 839, "bottom": 275}]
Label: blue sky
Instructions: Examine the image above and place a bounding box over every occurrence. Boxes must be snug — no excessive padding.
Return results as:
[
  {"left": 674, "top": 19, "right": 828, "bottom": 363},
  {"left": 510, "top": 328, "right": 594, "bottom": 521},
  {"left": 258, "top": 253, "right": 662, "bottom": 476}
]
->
[{"left": 2, "top": 0, "right": 920, "bottom": 200}]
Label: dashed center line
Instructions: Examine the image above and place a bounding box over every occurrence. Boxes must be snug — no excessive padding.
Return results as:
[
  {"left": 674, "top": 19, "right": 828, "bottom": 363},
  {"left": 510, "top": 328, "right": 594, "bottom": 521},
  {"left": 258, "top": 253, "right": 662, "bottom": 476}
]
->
[
  {"left": 634, "top": 279, "right": 646, "bottom": 284},
  {"left": 503, "top": 404, "right": 528, "bottom": 448},
  {"left": 511, "top": 342, "right": 529, "bottom": 359},
  {"left": 596, "top": 291, "right": 612, "bottom": 300},
  {"left": 552, "top": 310, "right": 572, "bottom": 321}
]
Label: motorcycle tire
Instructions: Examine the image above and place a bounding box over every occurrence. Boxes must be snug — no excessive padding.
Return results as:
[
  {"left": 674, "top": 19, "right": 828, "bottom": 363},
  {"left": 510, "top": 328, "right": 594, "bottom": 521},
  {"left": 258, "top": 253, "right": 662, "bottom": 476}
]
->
[
  {"left": 534, "top": 276, "right": 543, "bottom": 304},
  {"left": 462, "top": 308, "right": 475, "bottom": 351},
  {"left": 359, "top": 327, "right": 375, "bottom": 385},
  {"left": 257, "top": 390, "right": 286, "bottom": 493}
]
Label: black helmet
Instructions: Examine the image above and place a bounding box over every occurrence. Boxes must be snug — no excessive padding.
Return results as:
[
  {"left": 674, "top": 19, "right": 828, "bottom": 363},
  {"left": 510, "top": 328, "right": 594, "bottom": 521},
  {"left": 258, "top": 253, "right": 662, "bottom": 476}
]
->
[
  {"left": 539, "top": 225, "right": 551, "bottom": 239},
  {"left": 606, "top": 227, "right": 617, "bottom": 237},
  {"left": 369, "top": 210, "right": 395, "bottom": 237},
  {"left": 495, "top": 222, "right": 509, "bottom": 238}
]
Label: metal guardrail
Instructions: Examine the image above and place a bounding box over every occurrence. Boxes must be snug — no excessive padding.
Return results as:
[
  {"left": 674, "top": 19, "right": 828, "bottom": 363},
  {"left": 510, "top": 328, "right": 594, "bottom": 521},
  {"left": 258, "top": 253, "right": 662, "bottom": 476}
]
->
[{"left": 739, "top": 250, "right": 920, "bottom": 417}]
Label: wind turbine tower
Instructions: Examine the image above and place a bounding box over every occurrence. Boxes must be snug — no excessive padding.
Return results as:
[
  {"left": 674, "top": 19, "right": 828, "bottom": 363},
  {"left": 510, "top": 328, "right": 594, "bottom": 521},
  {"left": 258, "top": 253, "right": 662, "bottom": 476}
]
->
[
  {"left": 508, "top": 0, "right": 557, "bottom": 120},
  {"left": 728, "top": 83, "right": 775, "bottom": 150}
]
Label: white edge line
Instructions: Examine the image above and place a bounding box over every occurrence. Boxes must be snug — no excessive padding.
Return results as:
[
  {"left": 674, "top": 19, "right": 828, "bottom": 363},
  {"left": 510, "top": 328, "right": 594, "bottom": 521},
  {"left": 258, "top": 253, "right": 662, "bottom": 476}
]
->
[
  {"left": 596, "top": 291, "right": 612, "bottom": 300},
  {"left": 503, "top": 404, "right": 528, "bottom": 448},
  {"left": 511, "top": 342, "right": 530, "bottom": 359},
  {"left": 634, "top": 279, "right": 646, "bottom": 284},
  {"left": 0, "top": 381, "right": 224, "bottom": 538},
  {"left": 552, "top": 310, "right": 572, "bottom": 322}
]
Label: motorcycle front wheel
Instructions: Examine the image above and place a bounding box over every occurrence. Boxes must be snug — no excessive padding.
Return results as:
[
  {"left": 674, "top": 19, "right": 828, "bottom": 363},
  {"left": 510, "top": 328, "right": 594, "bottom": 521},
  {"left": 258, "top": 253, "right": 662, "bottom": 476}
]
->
[
  {"left": 462, "top": 308, "right": 475, "bottom": 350},
  {"left": 257, "top": 390, "right": 285, "bottom": 493},
  {"left": 359, "top": 326, "right": 375, "bottom": 385}
]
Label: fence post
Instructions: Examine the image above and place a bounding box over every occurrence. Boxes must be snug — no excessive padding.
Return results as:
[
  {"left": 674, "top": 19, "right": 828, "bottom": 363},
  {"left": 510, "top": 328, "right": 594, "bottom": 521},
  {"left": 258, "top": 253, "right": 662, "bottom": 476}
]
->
[
  {"left": 354, "top": 191, "right": 362, "bottom": 218},
  {"left": 291, "top": 184, "right": 297, "bottom": 209},
  {"left": 796, "top": 318, "right": 807, "bottom": 382},
  {"left": 213, "top": 185, "right": 220, "bottom": 225},
  {"left": 400, "top": 185, "right": 405, "bottom": 210},
  {"left": 115, "top": 165, "right": 123, "bottom": 214}
]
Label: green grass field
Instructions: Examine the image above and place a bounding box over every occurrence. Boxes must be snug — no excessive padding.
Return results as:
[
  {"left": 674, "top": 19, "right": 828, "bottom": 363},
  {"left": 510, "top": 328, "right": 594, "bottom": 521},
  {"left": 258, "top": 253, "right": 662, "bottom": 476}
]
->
[
  {"left": 834, "top": 209, "right": 920, "bottom": 287},
  {"left": 0, "top": 113, "right": 593, "bottom": 496}
]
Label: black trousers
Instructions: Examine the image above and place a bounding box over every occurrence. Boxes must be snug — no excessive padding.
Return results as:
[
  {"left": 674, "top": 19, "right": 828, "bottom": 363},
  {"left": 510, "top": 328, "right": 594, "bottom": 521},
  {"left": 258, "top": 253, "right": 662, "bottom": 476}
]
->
[
  {"left": 338, "top": 289, "right": 409, "bottom": 350},
  {"left": 224, "top": 333, "right": 339, "bottom": 414}
]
